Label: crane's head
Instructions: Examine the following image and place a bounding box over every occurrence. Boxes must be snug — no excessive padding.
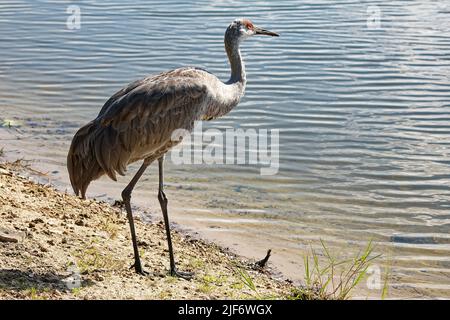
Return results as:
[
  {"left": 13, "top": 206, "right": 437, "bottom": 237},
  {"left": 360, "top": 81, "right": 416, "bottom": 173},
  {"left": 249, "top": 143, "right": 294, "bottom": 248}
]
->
[{"left": 225, "top": 18, "right": 279, "bottom": 44}]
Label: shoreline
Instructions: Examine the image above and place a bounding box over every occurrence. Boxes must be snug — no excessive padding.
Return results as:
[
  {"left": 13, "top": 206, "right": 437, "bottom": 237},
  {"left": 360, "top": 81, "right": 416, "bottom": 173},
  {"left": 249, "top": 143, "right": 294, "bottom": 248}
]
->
[
  {"left": 0, "top": 159, "right": 296, "bottom": 300},
  {"left": 0, "top": 143, "right": 306, "bottom": 284},
  {"left": 1, "top": 150, "right": 445, "bottom": 300}
]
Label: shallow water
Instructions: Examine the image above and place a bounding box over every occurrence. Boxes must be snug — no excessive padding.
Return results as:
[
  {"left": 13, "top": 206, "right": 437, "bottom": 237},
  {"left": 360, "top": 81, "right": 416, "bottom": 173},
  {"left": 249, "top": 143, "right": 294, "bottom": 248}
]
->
[{"left": 1, "top": 0, "right": 450, "bottom": 298}]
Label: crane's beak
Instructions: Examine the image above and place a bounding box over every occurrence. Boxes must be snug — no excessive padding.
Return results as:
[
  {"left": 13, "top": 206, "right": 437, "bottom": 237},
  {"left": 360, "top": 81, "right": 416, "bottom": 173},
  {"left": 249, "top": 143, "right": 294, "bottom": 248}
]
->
[{"left": 254, "top": 26, "right": 279, "bottom": 37}]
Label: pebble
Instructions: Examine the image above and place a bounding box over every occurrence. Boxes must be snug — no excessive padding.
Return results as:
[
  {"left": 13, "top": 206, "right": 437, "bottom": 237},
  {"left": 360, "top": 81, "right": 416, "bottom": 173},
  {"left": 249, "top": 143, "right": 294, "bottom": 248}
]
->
[{"left": 0, "top": 227, "right": 25, "bottom": 243}]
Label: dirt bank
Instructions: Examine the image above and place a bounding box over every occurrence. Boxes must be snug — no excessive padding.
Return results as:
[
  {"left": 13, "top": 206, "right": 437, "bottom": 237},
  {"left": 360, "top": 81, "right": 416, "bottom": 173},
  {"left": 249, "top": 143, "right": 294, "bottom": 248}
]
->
[{"left": 0, "top": 161, "right": 295, "bottom": 300}]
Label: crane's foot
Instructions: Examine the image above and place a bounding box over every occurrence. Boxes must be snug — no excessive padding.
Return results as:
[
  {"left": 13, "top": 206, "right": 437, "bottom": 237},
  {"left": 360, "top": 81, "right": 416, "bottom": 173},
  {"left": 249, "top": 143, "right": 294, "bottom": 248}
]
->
[
  {"left": 171, "top": 268, "right": 194, "bottom": 280},
  {"left": 130, "top": 262, "right": 149, "bottom": 276}
]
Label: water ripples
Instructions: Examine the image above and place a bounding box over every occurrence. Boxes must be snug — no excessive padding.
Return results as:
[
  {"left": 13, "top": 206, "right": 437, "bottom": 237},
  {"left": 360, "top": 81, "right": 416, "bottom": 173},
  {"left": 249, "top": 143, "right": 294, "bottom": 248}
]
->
[{"left": 1, "top": 0, "right": 450, "bottom": 298}]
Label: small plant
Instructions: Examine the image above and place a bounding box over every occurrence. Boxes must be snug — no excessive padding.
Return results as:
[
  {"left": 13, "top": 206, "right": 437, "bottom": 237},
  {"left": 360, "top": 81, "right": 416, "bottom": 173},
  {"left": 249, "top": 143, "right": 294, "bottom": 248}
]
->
[
  {"left": 291, "top": 240, "right": 382, "bottom": 300},
  {"left": 202, "top": 274, "right": 226, "bottom": 286},
  {"left": 235, "top": 267, "right": 261, "bottom": 299},
  {"left": 188, "top": 258, "right": 205, "bottom": 269},
  {"left": 230, "top": 282, "right": 244, "bottom": 290},
  {"left": 236, "top": 268, "right": 257, "bottom": 291},
  {"left": 99, "top": 218, "right": 119, "bottom": 239},
  {"left": 26, "top": 287, "right": 47, "bottom": 300},
  {"left": 381, "top": 264, "right": 390, "bottom": 300},
  {"left": 234, "top": 267, "right": 279, "bottom": 300},
  {"left": 138, "top": 248, "right": 146, "bottom": 260},
  {"left": 71, "top": 287, "right": 82, "bottom": 296},
  {"left": 197, "top": 282, "right": 213, "bottom": 294},
  {"left": 29, "top": 287, "right": 39, "bottom": 300},
  {"left": 195, "top": 274, "right": 227, "bottom": 295},
  {"left": 158, "top": 289, "right": 172, "bottom": 299},
  {"left": 74, "top": 243, "right": 124, "bottom": 274}
]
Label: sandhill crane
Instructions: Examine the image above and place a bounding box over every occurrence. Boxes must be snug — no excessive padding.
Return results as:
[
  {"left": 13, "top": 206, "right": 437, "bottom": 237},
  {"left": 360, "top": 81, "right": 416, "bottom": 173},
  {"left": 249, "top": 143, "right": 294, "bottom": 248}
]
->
[{"left": 67, "top": 18, "right": 279, "bottom": 279}]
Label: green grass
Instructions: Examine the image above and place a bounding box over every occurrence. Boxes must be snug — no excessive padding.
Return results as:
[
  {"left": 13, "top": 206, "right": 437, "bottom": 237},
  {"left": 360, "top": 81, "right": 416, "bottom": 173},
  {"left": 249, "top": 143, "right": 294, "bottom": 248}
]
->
[
  {"left": 197, "top": 282, "right": 213, "bottom": 294},
  {"left": 25, "top": 287, "right": 49, "bottom": 300},
  {"left": 188, "top": 258, "right": 205, "bottom": 269},
  {"left": 233, "top": 267, "right": 279, "bottom": 300},
  {"left": 99, "top": 218, "right": 119, "bottom": 239},
  {"left": 74, "top": 243, "right": 124, "bottom": 274},
  {"left": 381, "top": 263, "right": 390, "bottom": 300},
  {"left": 202, "top": 274, "right": 227, "bottom": 286},
  {"left": 230, "top": 282, "right": 244, "bottom": 290},
  {"left": 234, "top": 267, "right": 261, "bottom": 299},
  {"left": 291, "top": 240, "right": 383, "bottom": 300},
  {"left": 71, "top": 287, "right": 82, "bottom": 297},
  {"left": 195, "top": 273, "right": 228, "bottom": 295}
]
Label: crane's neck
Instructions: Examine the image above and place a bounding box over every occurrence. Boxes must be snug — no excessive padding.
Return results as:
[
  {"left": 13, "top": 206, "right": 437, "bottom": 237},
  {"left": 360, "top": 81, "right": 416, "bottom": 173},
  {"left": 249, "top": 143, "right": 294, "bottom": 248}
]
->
[
  {"left": 201, "top": 34, "right": 246, "bottom": 121},
  {"left": 225, "top": 37, "right": 246, "bottom": 85}
]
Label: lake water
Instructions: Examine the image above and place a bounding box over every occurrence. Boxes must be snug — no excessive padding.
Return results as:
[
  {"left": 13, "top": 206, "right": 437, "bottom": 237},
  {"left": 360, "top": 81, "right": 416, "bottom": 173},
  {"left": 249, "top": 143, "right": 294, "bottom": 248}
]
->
[{"left": 1, "top": 0, "right": 450, "bottom": 298}]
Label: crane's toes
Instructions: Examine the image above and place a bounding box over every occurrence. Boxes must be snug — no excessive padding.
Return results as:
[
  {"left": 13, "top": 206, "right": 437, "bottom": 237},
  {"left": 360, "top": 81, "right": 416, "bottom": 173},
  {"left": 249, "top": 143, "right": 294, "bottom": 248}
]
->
[
  {"left": 171, "top": 268, "right": 195, "bottom": 280},
  {"left": 137, "top": 269, "right": 150, "bottom": 276},
  {"left": 130, "top": 263, "right": 150, "bottom": 276}
]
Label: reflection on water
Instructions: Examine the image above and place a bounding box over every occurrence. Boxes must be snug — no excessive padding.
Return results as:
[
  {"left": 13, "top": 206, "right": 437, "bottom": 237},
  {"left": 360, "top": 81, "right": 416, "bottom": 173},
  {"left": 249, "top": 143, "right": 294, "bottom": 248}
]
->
[{"left": 1, "top": 0, "right": 450, "bottom": 298}]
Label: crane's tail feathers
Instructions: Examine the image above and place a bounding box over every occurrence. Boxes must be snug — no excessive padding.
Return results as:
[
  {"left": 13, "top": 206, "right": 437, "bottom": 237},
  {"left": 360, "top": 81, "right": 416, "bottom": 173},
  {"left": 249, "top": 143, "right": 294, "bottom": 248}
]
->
[
  {"left": 94, "top": 125, "right": 120, "bottom": 182},
  {"left": 67, "top": 120, "right": 131, "bottom": 198},
  {"left": 67, "top": 121, "right": 106, "bottom": 199}
]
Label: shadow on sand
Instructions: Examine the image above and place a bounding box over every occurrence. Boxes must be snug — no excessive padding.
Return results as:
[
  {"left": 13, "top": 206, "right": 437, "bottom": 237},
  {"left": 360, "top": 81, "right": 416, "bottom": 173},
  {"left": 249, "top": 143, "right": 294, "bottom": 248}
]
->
[{"left": 0, "top": 269, "right": 93, "bottom": 294}]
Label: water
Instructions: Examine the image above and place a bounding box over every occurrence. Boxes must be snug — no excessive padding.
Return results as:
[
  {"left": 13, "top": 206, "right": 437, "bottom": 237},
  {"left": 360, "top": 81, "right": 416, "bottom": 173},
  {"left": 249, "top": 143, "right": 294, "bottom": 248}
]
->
[{"left": 1, "top": 0, "right": 450, "bottom": 298}]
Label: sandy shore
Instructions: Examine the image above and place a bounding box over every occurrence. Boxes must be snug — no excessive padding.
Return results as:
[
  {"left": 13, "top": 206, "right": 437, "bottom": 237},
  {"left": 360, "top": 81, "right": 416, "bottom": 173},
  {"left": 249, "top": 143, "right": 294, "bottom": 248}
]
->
[{"left": 0, "top": 160, "right": 296, "bottom": 300}]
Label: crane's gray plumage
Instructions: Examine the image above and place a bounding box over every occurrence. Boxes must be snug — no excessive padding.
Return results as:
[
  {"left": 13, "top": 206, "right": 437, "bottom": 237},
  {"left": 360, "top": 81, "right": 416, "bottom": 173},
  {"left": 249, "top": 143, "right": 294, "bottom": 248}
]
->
[
  {"left": 67, "top": 18, "right": 278, "bottom": 278},
  {"left": 68, "top": 67, "right": 212, "bottom": 197}
]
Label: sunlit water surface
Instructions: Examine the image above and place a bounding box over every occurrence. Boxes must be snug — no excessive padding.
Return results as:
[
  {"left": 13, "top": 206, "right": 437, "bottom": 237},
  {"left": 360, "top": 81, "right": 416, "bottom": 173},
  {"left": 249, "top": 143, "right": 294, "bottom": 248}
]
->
[{"left": 1, "top": 0, "right": 450, "bottom": 298}]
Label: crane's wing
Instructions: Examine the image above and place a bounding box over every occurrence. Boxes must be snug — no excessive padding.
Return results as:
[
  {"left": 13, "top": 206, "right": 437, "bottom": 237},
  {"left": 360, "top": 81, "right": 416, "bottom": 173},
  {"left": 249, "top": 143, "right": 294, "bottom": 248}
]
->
[
  {"left": 86, "top": 68, "right": 208, "bottom": 181},
  {"left": 98, "top": 67, "right": 210, "bottom": 119},
  {"left": 97, "top": 78, "right": 146, "bottom": 117}
]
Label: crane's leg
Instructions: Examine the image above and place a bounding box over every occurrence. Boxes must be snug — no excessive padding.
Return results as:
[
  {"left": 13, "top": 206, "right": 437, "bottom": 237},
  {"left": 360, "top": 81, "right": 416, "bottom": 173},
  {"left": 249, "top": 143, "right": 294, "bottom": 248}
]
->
[
  {"left": 122, "top": 159, "right": 151, "bottom": 276},
  {"left": 158, "top": 156, "right": 194, "bottom": 280}
]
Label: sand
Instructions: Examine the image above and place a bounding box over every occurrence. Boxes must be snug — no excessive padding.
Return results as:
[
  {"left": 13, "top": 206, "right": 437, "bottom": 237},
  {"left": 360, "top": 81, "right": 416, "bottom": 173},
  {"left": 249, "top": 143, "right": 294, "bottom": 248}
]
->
[{"left": 0, "top": 161, "right": 295, "bottom": 300}]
